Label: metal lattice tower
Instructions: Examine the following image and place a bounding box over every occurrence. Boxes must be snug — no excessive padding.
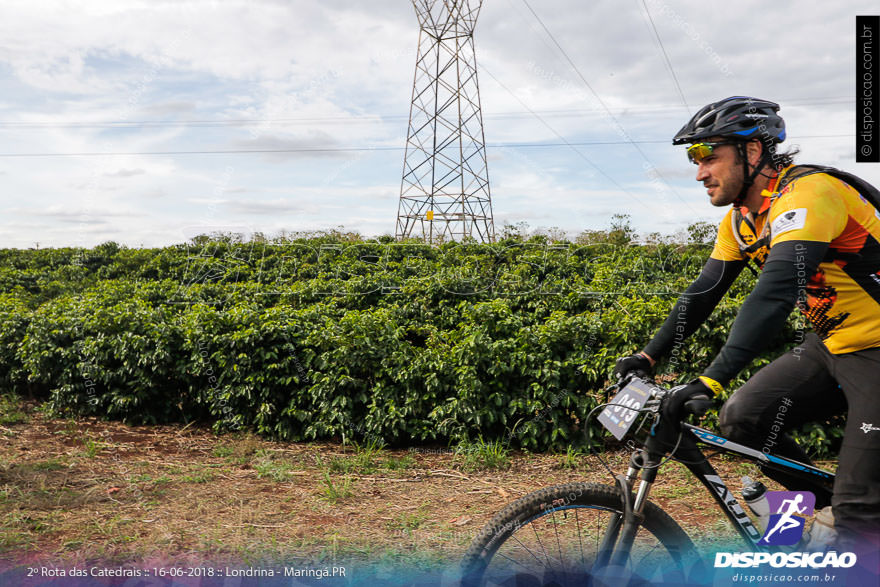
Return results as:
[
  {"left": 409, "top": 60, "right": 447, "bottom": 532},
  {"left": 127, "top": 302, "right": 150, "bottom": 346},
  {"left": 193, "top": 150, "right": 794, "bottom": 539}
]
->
[{"left": 396, "top": 0, "right": 495, "bottom": 244}]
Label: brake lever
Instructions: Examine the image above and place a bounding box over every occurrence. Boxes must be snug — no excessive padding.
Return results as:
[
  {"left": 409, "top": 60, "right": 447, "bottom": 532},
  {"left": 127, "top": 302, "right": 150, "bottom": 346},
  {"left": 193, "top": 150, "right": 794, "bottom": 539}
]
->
[
  {"left": 641, "top": 397, "right": 659, "bottom": 410},
  {"left": 683, "top": 393, "right": 714, "bottom": 418},
  {"left": 603, "top": 381, "right": 620, "bottom": 402},
  {"left": 613, "top": 370, "right": 647, "bottom": 390}
]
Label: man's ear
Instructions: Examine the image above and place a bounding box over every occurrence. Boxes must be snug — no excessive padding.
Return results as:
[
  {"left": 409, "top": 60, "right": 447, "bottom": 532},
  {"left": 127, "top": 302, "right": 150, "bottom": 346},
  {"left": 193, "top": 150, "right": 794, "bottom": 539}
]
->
[{"left": 746, "top": 140, "right": 763, "bottom": 166}]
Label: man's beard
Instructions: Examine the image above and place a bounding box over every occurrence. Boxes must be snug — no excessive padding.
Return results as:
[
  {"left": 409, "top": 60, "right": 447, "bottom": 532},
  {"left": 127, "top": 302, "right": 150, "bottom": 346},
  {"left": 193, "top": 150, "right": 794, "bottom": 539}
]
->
[{"left": 708, "top": 175, "right": 744, "bottom": 207}]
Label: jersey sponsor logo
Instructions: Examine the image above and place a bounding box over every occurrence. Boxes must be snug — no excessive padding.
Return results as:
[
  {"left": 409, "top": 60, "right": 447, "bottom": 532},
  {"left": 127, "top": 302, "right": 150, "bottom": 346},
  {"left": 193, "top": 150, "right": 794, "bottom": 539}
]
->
[
  {"left": 770, "top": 208, "right": 807, "bottom": 237},
  {"left": 861, "top": 422, "right": 880, "bottom": 433},
  {"left": 758, "top": 491, "right": 815, "bottom": 545}
]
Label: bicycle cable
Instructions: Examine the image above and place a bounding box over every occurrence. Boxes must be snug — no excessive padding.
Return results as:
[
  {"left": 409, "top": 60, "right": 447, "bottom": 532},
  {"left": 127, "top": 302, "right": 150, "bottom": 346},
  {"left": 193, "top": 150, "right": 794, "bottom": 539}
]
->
[
  {"left": 668, "top": 448, "right": 722, "bottom": 466},
  {"left": 584, "top": 401, "right": 685, "bottom": 478},
  {"left": 584, "top": 401, "right": 646, "bottom": 479}
]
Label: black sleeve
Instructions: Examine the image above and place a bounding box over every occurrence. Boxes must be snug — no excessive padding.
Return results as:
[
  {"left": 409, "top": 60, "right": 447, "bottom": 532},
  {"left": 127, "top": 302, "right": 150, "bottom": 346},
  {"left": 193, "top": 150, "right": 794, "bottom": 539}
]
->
[
  {"left": 643, "top": 257, "right": 746, "bottom": 360},
  {"left": 702, "top": 240, "right": 828, "bottom": 386}
]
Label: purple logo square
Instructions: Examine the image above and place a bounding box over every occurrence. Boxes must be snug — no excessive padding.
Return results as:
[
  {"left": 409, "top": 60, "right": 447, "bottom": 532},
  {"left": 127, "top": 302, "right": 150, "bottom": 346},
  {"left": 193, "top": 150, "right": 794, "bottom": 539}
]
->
[
  {"left": 758, "top": 491, "right": 815, "bottom": 545},
  {"left": 765, "top": 491, "right": 815, "bottom": 517},
  {"left": 760, "top": 514, "right": 806, "bottom": 545}
]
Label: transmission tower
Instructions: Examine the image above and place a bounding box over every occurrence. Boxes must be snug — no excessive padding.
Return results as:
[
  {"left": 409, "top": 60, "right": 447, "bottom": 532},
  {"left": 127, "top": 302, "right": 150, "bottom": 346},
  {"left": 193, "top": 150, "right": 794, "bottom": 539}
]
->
[{"left": 396, "top": 0, "right": 495, "bottom": 244}]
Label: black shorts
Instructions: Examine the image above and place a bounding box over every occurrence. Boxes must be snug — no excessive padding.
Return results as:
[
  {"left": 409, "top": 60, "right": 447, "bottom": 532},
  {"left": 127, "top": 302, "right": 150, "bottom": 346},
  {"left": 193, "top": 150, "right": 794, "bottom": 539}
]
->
[{"left": 718, "top": 332, "right": 880, "bottom": 542}]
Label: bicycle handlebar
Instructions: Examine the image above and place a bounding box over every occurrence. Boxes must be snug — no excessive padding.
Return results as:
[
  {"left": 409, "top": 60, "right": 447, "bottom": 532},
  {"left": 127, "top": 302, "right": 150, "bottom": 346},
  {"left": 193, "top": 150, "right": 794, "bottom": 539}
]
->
[{"left": 616, "top": 374, "right": 714, "bottom": 420}]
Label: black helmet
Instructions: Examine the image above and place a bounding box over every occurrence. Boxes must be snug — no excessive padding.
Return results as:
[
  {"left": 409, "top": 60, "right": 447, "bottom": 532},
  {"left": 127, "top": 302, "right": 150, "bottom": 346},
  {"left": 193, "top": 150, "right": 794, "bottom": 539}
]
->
[{"left": 672, "top": 96, "right": 786, "bottom": 145}]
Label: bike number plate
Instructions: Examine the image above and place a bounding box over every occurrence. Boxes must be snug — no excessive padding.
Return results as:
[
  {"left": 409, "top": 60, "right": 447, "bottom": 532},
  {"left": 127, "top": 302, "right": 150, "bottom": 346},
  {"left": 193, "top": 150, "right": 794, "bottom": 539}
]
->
[{"left": 598, "top": 380, "right": 653, "bottom": 440}]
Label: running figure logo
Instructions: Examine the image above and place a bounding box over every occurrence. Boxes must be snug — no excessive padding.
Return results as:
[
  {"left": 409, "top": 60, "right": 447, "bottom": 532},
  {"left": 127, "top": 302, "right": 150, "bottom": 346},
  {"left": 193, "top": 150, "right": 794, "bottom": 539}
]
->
[{"left": 759, "top": 491, "right": 816, "bottom": 545}]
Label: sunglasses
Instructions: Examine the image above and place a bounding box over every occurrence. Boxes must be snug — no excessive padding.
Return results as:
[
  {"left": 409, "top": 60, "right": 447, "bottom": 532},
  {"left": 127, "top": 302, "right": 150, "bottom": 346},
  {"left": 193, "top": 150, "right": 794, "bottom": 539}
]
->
[{"left": 686, "top": 141, "right": 737, "bottom": 164}]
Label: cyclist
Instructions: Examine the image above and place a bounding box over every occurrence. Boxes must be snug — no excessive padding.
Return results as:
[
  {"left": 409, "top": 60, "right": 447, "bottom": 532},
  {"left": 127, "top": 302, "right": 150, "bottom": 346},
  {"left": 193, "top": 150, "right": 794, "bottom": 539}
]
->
[{"left": 614, "top": 96, "right": 880, "bottom": 552}]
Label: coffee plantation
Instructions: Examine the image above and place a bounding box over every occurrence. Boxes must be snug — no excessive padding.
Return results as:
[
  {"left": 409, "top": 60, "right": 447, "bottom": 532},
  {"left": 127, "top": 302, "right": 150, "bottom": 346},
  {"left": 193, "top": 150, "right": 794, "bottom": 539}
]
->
[{"left": 0, "top": 230, "right": 842, "bottom": 456}]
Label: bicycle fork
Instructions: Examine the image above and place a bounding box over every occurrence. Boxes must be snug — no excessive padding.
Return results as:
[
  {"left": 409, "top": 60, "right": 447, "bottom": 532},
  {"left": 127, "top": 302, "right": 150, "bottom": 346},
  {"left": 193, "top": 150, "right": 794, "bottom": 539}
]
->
[
  {"left": 596, "top": 449, "right": 657, "bottom": 569},
  {"left": 601, "top": 440, "right": 767, "bottom": 569}
]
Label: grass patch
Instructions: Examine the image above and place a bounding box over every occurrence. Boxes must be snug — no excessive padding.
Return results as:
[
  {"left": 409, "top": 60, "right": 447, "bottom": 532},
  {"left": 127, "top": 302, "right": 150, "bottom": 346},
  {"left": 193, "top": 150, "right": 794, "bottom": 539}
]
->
[
  {"left": 327, "top": 457, "right": 354, "bottom": 474},
  {"left": 347, "top": 438, "right": 384, "bottom": 473},
  {"left": 0, "top": 511, "right": 62, "bottom": 551},
  {"left": 52, "top": 418, "right": 81, "bottom": 439},
  {"left": 329, "top": 438, "right": 400, "bottom": 475},
  {"left": 217, "top": 434, "right": 264, "bottom": 465},
  {"left": 386, "top": 511, "right": 428, "bottom": 533},
  {"left": 454, "top": 437, "right": 510, "bottom": 472},
  {"left": 556, "top": 446, "right": 584, "bottom": 470},
  {"left": 26, "top": 458, "right": 67, "bottom": 472},
  {"left": 319, "top": 471, "right": 353, "bottom": 503},
  {"left": 212, "top": 444, "right": 235, "bottom": 458},
  {"left": 253, "top": 450, "right": 297, "bottom": 482},
  {"left": 0, "top": 393, "right": 27, "bottom": 426},
  {"left": 80, "top": 437, "right": 103, "bottom": 458},
  {"left": 181, "top": 468, "right": 216, "bottom": 483},
  {"left": 384, "top": 453, "right": 415, "bottom": 471},
  {"left": 0, "top": 528, "right": 35, "bottom": 550}
]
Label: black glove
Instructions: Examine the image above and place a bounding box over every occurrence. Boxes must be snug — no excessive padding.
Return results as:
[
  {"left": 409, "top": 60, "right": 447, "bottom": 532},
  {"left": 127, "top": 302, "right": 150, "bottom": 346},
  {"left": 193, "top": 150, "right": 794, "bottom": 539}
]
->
[
  {"left": 613, "top": 352, "right": 653, "bottom": 381},
  {"left": 662, "top": 378, "right": 716, "bottom": 422}
]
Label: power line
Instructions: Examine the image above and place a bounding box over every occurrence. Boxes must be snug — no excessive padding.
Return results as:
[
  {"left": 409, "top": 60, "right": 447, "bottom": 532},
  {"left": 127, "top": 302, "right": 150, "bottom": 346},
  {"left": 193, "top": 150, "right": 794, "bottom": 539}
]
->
[
  {"left": 519, "top": 0, "right": 698, "bottom": 215},
  {"left": 640, "top": 0, "right": 689, "bottom": 115},
  {"left": 0, "top": 134, "right": 851, "bottom": 158},
  {"left": 0, "top": 98, "right": 855, "bottom": 130},
  {"left": 478, "top": 65, "right": 656, "bottom": 213}
]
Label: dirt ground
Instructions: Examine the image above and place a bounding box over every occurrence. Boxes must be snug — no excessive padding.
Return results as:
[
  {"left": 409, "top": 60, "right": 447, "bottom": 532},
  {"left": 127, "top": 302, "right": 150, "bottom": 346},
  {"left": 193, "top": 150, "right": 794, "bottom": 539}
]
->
[{"left": 0, "top": 397, "right": 831, "bottom": 571}]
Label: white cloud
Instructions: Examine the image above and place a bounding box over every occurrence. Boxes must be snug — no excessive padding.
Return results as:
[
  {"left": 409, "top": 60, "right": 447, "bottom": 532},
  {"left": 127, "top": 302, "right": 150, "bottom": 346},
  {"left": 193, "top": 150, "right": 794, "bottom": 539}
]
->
[
  {"left": 104, "top": 168, "right": 146, "bottom": 177},
  {"left": 230, "top": 131, "right": 345, "bottom": 161},
  {"left": 137, "top": 100, "right": 197, "bottom": 117},
  {"left": 224, "top": 198, "right": 312, "bottom": 216},
  {"left": 1, "top": 0, "right": 878, "bottom": 246}
]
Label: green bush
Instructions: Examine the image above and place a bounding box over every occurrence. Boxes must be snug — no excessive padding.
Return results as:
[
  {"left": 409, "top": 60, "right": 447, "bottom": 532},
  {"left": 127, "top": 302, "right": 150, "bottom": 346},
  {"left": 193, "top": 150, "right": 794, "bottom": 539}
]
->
[{"left": 0, "top": 234, "right": 840, "bottom": 456}]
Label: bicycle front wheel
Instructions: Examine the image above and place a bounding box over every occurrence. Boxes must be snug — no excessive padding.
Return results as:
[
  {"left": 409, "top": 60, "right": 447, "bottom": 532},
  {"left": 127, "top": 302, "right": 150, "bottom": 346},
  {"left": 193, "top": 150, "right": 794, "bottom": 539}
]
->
[{"left": 460, "top": 482, "right": 703, "bottom": 586}]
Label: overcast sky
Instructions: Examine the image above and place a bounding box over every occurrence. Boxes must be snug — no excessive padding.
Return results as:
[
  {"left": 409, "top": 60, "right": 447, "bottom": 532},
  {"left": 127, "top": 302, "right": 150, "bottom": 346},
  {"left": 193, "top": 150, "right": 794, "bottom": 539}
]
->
[{"left": 1, "top": 0, "right": 877, "bottom": 248}]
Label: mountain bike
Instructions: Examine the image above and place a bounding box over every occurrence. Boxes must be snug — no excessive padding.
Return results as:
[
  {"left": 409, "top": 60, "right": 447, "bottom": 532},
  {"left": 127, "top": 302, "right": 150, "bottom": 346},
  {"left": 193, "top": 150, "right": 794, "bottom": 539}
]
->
[{"left": 459, "top": 375, "right": 836, "bottom": 586}]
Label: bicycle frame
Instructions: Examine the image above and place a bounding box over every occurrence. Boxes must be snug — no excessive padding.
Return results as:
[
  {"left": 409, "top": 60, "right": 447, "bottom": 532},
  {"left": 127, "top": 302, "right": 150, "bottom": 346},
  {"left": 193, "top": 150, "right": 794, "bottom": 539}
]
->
[
  {"left": 595, "top": 378, "right": 837, "bottom": 568},
  {"left": 600, "top": 420, "right": 836, "bottom": 568},
  {"left": 602, "top": 423, "right": 829, "bottom": 552},
  {"left": 675, "top": 423, "right": 834, "bottom": 546}
]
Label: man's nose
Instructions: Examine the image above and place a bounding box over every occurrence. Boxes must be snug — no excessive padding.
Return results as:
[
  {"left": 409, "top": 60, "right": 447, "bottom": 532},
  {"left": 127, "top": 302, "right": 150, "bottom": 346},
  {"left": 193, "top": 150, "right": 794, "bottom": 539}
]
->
[{"left": 695, "top": 163, "right": 710, "bottom": 182}]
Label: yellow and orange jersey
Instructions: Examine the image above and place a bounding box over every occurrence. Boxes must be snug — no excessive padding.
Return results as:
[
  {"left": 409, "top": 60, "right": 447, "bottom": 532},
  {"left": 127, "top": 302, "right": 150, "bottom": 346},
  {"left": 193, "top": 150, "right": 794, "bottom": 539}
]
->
[{"left": 711, "top": 168, "right": 880, "bottom": 354}]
